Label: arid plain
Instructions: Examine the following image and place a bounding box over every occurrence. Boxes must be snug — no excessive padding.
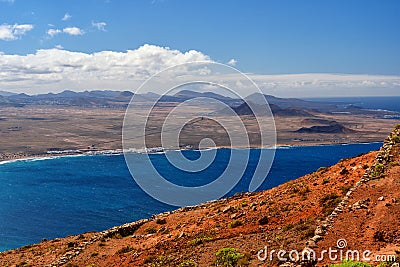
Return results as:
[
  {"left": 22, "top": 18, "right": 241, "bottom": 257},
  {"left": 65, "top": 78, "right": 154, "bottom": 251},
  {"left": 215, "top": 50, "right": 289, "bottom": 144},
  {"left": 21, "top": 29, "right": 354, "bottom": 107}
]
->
[{"left": 0, "top": 103, "right": 398, "bottom": 161}]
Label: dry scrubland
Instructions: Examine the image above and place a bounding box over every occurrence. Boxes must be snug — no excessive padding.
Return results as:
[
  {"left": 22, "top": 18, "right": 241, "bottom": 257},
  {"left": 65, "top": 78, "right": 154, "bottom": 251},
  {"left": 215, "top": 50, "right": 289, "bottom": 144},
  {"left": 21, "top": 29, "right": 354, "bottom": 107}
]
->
[{"left": 0, "top": 105, "right": 398, "bottom": 160}]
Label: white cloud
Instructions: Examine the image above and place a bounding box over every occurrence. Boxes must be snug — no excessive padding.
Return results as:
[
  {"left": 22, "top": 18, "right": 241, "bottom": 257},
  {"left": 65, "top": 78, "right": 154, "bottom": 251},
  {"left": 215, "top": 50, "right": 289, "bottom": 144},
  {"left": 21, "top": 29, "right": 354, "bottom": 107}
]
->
[
  {"left": 47, "top": 28, "right": 61, "bottom": 37},
  {"left": 47, "top": 27, "right": 84, "bottom": 37},
  {"left": 0, "top": 44, "right": 398, "bottom": 97},
  {"left": 55, "top": 44, "right": 64, "bottom": 50},
  {"left": 63, "top": 27, "right": 84, "bottom": 36},
  {"left": 92, "top": 21, "right": 106, "bottom": 31},
  {"left": 227, "top": 58, "right": 237, "bottom": 66},
  {"left": 0, "top": 23, "right": 33, "bottom": 41},
  {"left": 62, "top": 13, "right": 71, "bottom": 21},
  {"left": 0, "top": 44, "right": 211, "bottom": 93},
  {"left": 247, "top": 73, "right": 400, "bottom": 97}
]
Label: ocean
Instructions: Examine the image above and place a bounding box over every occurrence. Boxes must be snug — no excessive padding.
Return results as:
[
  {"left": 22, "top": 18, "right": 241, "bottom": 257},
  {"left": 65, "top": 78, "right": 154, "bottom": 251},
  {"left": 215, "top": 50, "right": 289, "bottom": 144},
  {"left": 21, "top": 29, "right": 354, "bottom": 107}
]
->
[
  {"left": 0, "top": 142, "right": 382, "bottom": 251},
  {"left": 305, "top": 96, "right": 400, "bottom": 113}
]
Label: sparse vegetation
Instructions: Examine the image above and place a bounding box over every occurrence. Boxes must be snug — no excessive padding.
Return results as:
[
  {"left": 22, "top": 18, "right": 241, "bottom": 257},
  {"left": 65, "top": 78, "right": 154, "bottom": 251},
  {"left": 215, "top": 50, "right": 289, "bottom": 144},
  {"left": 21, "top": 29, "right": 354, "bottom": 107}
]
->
[
  {"left": 258, "top": 216, "right": 269, "bottom": 225},
  {"left": 319, "top": 193, "right": 341, "bottom": 215},
  {"left": 188, "top": 235, "right": 213, "bottom": 246},
  {"left": 340, "top": 167, "right": 349, "bottom": 175},
  {"left": 377, "top": 262, "right": 395, "bottom": 267},
  {"left": 228, "top": 220, "right": 243, "bottom": 229},
  {"left": 329, "top": 260, "right": 372, "bottom": 267},
  {"left": 292, "top": 220, "right": 316, "bottom": 239},
  {"left": 214, "top": 248, "right": 249, "bottom": 267},
  {"left": 143, "top": 255, "right": 173, "bottom": 266},
  {"left": 116, "top": 246, "right": 134, "bottom": 254},
  {"left": 375, "top": 163, "right": 384, "bottom": 170},
  {"left": 300, "top": 185, "right": 311, "bottom": 196},
  {"left": 288, "top": 182, "right": 310, "bottom": 196},
  {"left": 282, "top": 223, "right": 294, "bottom": 232},
  {"left": 17, "top": 244, "right": 33, "bottom": 251},
  {"left": 179, "top": 259, "right": 198, "bottom": 267},
  {"left": 393, "top": 135, "right": 400, "bottom": 143},
  {"left": 155, "top": 218, "right": 166, "bottom": 224},
  {"left": 371, "top": 163, "right": 385, "bottom": 178},
  {"left": 67, "top": 241, "right": 76, "bottom": 248},
  {"left": 113, "top": 233, "right": 122, "bottom": 239},
  {"left": 143, "top": 255, "right": 157, "bottom": 264},
  {"left": 322, "top": 178, "right": 330, "bottom": 184},
  {"left": 340, "top": 185, "right": 352, "bottom": 195},
  {"left": 373, "top": 230, "right": 386, "bottom": 242},
  {"left": 145, "top": 226, "right": 157, "bottom": 234}
]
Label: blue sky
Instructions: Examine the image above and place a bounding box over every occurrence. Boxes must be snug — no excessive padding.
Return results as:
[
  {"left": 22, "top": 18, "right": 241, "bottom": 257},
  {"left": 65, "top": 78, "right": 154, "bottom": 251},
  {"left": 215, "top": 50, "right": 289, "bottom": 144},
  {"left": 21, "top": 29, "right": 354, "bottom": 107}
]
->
[{"left": 0, "top": 0, "right": 399, "bottom": 96}]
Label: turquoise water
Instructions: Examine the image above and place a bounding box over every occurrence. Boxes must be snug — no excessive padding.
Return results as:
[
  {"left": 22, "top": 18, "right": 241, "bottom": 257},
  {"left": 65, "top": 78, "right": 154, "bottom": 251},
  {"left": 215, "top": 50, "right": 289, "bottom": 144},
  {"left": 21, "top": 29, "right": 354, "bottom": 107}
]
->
[{"left": 0, "top": 143, "right": 382, "bottom": 251}]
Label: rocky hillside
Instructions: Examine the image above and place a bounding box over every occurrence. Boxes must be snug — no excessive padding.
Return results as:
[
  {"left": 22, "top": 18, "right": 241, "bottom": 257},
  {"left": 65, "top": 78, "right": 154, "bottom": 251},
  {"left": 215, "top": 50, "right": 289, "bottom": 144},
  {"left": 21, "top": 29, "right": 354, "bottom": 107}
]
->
[
  {"left": 0, "top": 125, "right": 399, "bottom": 267},
  {"left": 295, "top": 122, "right": 356, "bottom": 134}
]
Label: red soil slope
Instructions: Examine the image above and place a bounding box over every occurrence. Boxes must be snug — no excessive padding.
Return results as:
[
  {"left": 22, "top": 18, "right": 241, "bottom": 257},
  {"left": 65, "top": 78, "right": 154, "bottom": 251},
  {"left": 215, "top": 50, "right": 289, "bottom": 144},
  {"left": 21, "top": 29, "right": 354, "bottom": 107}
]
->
[{"left": 1, "top": 126, "right": 399, "bottom": 267}]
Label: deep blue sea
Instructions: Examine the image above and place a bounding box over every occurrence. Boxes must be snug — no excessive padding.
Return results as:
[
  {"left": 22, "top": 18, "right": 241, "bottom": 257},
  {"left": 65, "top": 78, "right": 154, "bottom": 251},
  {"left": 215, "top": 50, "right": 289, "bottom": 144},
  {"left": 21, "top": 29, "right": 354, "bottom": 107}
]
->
[
  {"left": 0, "top": 142, "right": 382, "bottom": 251},
  {"left": 305, "top": 96, "right": 400, "bottom": 113}
]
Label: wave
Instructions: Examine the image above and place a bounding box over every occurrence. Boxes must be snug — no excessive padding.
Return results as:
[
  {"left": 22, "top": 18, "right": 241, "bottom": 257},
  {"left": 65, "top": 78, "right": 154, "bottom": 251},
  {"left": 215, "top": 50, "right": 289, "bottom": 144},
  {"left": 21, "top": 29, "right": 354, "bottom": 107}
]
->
[
  {"left": 0, "top": 142, "right": 383, "bottom": 166},
  {"left": 0, "top": 154, "right": 87, "bottom": 165}
]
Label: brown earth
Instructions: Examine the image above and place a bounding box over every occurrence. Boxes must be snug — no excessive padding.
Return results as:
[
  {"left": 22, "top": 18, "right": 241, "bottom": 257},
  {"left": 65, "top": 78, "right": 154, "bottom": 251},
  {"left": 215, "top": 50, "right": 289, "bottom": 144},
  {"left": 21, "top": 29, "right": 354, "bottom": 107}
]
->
[
  {"left": 0, "top": 105, "right": 398, "bottom": 162},
  {"left": 1, "top": 126, "right": 399, "bottom": 267}
]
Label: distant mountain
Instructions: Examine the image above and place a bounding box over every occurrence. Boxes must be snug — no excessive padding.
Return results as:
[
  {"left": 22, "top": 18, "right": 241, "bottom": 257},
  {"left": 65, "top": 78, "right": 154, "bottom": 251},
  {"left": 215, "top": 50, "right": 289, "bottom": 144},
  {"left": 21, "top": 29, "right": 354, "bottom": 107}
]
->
[
  {"left": 0, "top": 95, "right": 24, "bottom": 107},
  {"left": 35, "top": 90, "right": 122, "bottom": 100},
  {"left": 4, "top": 90, "right": 130, "bottom": 108},
  {"left": 0, "top": 95, "right": 12, "bottom": 105},
  {"left": 301, "top": 118, "right": 338, "bottom": 125},
  {"left": 223, "top": 101, "right": 314, "bottom": 117},
  {"left": 229, "top": 102, "right": 269, "bottom": 116},
  {"left": 0, "top": 91, "right": 17, "bottom": 97},
  {"left": 168, "top": 90, "right": 242, "bottom": 105},
  {"left": 271, "top": 104, "right": 314, "bottom": 117},
  {"left": 295, "top": 122, "right": 356, "bottom": 134},
  {"left": 0, "top": 90, "right": 396, "bottom": 119},
  {"left": 8, "top": 93, "right": 32, "bottom": 101},
  {"left": 246, "top": 93, "right": 338, "bottom": 112}
]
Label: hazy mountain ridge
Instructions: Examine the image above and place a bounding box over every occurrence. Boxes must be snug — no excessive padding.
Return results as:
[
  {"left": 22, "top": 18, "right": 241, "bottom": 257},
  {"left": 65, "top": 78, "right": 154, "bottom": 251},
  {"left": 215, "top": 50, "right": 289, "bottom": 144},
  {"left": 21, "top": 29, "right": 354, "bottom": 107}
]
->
[{"left": 0, "top": 90, "right": 398, "bottom": 118}]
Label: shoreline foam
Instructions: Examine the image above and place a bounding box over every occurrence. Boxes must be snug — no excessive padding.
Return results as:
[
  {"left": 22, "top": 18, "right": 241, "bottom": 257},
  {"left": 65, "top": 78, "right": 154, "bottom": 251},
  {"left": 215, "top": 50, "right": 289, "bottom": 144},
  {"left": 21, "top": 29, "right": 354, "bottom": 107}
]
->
[{"left": 0, "top": 141, "right": 383, "bottom": 165}]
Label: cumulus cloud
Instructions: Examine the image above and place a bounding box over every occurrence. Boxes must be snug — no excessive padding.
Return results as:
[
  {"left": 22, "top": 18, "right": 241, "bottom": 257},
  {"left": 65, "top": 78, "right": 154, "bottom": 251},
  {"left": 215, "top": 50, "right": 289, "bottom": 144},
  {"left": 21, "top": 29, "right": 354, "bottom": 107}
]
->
[
  {"left": 92, "top": 21, "right": 106, "bottom": 31},
  {"left": 0, "top": 23, "right": 33, "bottom": 41},
  {"left": 63, "top": 27, "right": 84, "bottom": 36},
  {"left": 62, "top": 13, "right": 71, "bottom": 21},
  {"left": 0, "top": 44, "right": 212, "bottom": 93},
  {"left": 55, "top": 44, "right": 64, "bottom": 49},
  {"left": 227, "top": 59, "right": 237, "bottom": 66},
  {"left": 47, "top": 28, "right": 61, "bottom": 37},
  {"left": 0, "top": 44, "right": 398, "bottom": 96}
]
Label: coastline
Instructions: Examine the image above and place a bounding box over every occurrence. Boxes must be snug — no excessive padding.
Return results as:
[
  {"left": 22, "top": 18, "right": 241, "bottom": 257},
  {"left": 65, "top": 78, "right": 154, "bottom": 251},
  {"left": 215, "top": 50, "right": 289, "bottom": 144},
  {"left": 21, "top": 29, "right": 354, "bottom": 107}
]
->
[{"left": 0, "top": 140, "right": 383, "bottom": 165}]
